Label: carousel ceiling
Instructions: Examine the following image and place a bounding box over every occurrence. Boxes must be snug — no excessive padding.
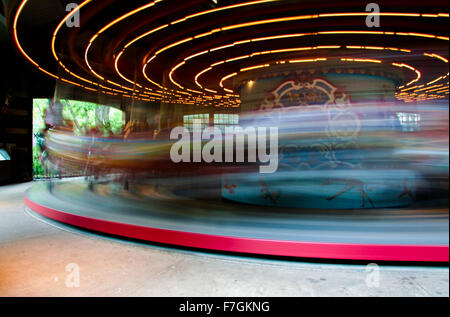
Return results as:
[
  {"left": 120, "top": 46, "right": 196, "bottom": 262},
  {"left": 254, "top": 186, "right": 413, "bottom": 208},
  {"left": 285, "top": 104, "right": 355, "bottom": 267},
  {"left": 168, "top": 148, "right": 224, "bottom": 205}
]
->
[{"left": 6, "top": 0, "right": 450, "bottom": 107}]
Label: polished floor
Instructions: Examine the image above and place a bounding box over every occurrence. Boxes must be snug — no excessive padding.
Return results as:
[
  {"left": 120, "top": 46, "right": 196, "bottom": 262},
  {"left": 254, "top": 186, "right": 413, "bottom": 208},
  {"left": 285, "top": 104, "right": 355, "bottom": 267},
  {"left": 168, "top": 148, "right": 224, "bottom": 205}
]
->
[{"left": 0, "top": 181, "right": 448, "bottom": 297}]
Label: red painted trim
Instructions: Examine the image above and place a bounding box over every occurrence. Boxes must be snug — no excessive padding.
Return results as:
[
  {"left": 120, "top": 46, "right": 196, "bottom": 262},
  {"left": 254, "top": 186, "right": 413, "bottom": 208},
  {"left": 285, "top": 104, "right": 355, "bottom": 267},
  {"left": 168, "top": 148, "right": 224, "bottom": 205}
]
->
[{"left": 24, "top": 195, "right": 449, "bottom": 262}]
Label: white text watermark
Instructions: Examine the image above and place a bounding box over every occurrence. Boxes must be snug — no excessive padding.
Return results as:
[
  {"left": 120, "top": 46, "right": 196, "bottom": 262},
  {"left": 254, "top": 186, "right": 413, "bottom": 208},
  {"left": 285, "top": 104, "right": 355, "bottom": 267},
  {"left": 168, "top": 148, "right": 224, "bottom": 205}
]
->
[{"left": 170, "top": 120, "right": 278, "bottom": 173}]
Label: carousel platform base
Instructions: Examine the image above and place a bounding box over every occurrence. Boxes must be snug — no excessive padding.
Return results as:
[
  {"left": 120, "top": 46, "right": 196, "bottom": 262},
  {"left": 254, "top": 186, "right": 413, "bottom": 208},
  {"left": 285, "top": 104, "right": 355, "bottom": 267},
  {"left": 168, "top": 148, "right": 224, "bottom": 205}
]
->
[{"left": 24, "top": 180, "right": 449, "bottom": 262}]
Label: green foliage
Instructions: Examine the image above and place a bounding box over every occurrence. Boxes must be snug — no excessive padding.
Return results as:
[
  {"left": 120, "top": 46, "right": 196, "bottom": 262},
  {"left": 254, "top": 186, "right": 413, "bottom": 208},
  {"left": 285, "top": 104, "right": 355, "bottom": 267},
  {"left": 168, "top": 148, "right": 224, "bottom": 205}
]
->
[
  {"left": 32, "top": 99, "right": 50, "bottom": 178},
  {"left": 32, "top": 98, "right": 125, "bottom": 178},
  {"left": 61, "top": 100, "right": 124, "bottom": 135},
  {"left": 32, "top": 99, "right": 49, "bottom": 136}
]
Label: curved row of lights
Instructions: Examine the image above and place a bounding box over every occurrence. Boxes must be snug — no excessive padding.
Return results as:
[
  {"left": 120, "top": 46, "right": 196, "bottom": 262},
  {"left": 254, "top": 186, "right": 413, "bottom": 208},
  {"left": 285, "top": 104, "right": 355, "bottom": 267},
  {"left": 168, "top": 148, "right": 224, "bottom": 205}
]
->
[
  {"left": 212, "top": 57, "right": 419, "bottom": 95},
  {"left": 13, "top": 0, "right": 449, "bottom": 106},
  {"left": 79, "top": 0, "right": 278, "bottom": 104},
  {"left": 396, "top": 72, "right": 449, "bottom": 102},
  {"left": 139, "top": 16, "right": 448, "bottom": 93},
  {"left": 173, "top": 44, "right": 449, "bottom": 94},
  {"left": 48, "top": 1, "right": 450, "bottom": 101}
]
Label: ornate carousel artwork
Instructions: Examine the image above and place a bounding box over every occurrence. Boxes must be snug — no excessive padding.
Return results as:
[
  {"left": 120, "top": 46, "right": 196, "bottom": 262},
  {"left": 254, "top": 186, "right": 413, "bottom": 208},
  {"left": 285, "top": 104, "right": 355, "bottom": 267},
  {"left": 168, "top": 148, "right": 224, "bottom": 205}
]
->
[{"left": 223, "top": 76, "right": 415, "bottom": 209}]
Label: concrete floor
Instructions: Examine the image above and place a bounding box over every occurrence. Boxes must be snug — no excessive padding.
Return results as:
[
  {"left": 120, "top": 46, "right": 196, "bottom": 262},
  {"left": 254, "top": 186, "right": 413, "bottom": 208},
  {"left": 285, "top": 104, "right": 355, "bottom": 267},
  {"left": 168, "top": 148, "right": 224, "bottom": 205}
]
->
[{"left": 0, "top": 181, "right": 448, "bottom": 297}]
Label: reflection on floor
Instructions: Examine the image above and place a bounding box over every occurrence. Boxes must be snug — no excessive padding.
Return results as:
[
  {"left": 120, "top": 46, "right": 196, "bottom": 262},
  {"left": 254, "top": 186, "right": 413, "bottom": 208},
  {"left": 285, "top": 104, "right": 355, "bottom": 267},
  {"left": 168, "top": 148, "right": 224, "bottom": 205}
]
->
[{"left": 0, "top": 181, "right": 448, "bottom": 297}]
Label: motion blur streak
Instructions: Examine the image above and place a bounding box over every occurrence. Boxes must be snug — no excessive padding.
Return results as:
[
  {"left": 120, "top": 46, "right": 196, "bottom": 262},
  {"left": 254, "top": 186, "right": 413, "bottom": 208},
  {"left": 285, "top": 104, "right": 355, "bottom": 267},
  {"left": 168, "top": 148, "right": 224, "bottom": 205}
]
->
[{"left": 43, "top": 102, "right": 448, "bottom": 209}]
